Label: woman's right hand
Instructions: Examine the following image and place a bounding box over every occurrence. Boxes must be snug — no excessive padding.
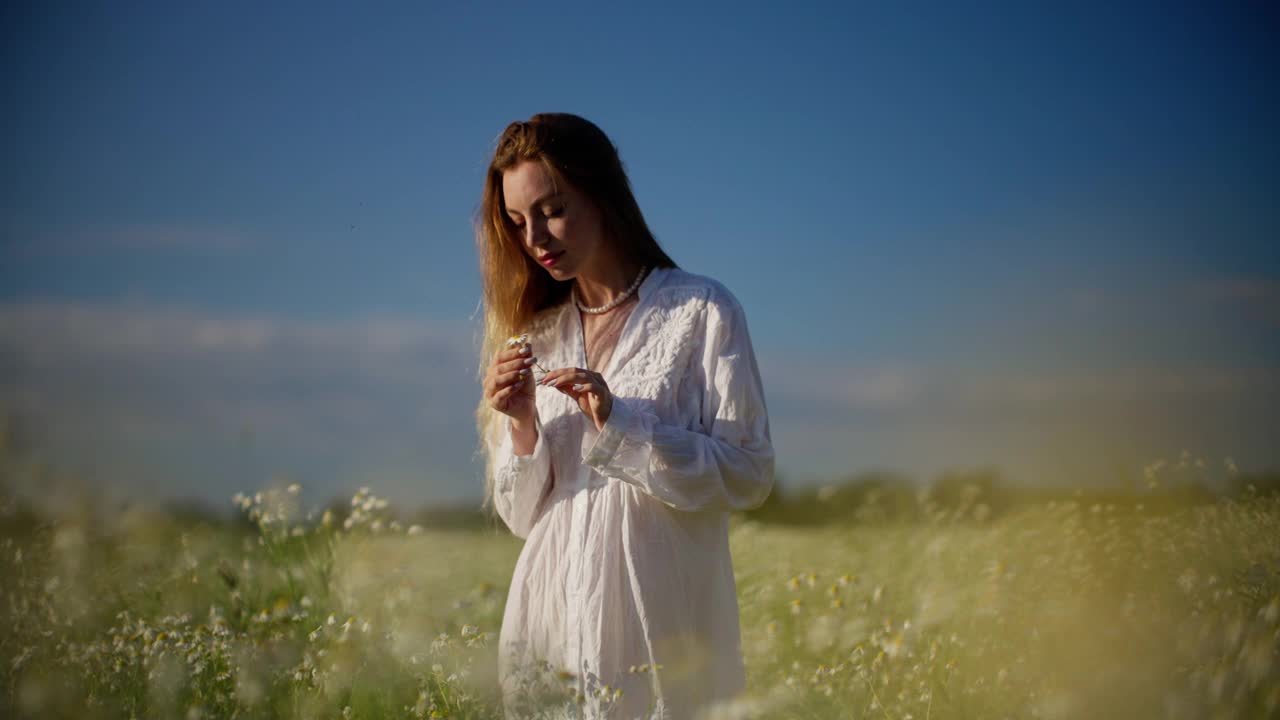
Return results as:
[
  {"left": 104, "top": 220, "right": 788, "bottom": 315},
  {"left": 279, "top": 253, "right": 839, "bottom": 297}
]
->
[{"left": 485, "top": 342, "right": 538, "bottom": 423}]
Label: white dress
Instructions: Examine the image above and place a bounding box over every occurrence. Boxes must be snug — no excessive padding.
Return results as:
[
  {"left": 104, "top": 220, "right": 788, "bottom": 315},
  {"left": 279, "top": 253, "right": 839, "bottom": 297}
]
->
[{"left": 491, "top": 267, "right": 775, "bottom": 720}]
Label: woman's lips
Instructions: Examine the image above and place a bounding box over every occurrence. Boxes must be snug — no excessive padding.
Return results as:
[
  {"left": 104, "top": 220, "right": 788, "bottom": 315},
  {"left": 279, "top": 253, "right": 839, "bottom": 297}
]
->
[{"left": 539, "top": 251, "right": 564, "bottom": 267}]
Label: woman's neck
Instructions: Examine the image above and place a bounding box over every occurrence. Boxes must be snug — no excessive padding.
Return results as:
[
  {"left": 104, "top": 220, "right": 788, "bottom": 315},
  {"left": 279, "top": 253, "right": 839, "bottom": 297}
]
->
[{"left": 574, "top": 258, "right": 645, "bottom": 309}]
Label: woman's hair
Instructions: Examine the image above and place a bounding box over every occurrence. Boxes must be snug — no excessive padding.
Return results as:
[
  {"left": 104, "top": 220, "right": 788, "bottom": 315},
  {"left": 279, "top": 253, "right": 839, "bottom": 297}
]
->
[{"left": 473, "top": 113, "right": 677, "bottom": 510}]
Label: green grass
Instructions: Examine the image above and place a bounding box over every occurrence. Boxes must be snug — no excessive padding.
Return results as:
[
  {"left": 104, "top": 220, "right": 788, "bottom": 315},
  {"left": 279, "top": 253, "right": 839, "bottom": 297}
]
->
[{"left": 2, "top": 484, "right": 1278, "bottom": 719}]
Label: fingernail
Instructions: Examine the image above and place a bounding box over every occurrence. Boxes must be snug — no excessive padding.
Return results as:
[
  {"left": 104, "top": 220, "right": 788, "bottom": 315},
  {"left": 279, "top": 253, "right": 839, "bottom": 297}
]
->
[
  {"left": 572, "top": 384, "right": 586, "bottom": 391},
  {"left": 518, "top": 368, "right": 528, "bottom": 377},
  {"left": 523, "top": 357, "right": 536, "bottom": 366},
  {"left": 513, "top": 380, "right": 524, "bottom": 388},
  {"left": 520, "top": 345, "right": 531, "bottom": 355}
]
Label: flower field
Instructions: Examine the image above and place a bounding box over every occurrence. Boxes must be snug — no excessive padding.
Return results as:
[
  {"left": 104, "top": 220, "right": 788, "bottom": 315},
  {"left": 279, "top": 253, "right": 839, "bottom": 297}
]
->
[{"left": 2, "top": 482, "right": 1278, "bottom": 719}]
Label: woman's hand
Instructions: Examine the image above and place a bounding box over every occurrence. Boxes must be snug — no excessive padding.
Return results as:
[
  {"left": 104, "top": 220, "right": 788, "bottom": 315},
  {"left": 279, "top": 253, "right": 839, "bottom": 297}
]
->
[
  {"left": 484, "top": 342, "right": 539, "bottom": 424},
  {"left": 538, "top": 367, "right": 613, "bottom": 432}
]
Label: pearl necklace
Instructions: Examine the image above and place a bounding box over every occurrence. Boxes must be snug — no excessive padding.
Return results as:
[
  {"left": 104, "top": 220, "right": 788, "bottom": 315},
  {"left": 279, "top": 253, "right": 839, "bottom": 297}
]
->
[{"left": 574, "top": 265, "right": 649, "bottom": 315}]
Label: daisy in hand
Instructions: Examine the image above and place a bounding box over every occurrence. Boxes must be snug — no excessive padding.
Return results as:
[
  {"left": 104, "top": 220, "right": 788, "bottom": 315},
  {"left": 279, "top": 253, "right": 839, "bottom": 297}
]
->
[{"left": 506, "top": 334, "right": 550, "bottom": 381}]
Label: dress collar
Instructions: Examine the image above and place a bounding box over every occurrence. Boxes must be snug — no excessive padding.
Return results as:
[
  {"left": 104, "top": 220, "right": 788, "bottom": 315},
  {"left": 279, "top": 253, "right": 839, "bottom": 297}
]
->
[
  {"left": 634, "top": 265, "right": 670, "bottom": 303},
  {"left": 574, "top": 265, "right": 672, "bottom": 377}
]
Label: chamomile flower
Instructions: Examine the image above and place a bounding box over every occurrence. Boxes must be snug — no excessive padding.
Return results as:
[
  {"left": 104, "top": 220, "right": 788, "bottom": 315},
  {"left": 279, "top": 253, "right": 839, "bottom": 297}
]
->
[{"left": 506, "top": 332, "right": 549, "bottom": 378}]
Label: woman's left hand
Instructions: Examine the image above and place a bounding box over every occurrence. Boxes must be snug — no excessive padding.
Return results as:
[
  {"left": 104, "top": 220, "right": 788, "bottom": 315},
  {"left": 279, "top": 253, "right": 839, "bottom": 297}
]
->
[{"left": 538, "top": 367, "right": 613, "bottom": 431}]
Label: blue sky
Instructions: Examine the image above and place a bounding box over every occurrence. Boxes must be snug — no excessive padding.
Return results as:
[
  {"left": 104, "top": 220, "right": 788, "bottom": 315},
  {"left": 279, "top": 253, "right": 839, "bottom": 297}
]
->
[{"left": 2, "top": 1, "right": 1277, "bottom": 508}]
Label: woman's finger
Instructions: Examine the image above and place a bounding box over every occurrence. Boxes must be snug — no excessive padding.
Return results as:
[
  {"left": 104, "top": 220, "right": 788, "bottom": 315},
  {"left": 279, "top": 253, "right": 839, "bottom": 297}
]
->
[
  {"left": 492, "top": 344, "right": 532, "bottom": 365},
  {"left": 540, "top": 368, "right": 595, "bottom": 387},
  {"left": 542, "top": 371, "right": 584, "bottom": 388},
  {"left": 496, "top": 354, "right": 539, "bottom": 375},
  {"left": 486, "top": 367, "right": 532, "bottom": 397},
  {"left": 489, "top": 378, "right": 526, "bottom": 409},
  {"left": 498, "top": 368, "right": 532, "bottom": 392},
  {"left": 537, "top": 368, "right": 567, "bottom": 386}
]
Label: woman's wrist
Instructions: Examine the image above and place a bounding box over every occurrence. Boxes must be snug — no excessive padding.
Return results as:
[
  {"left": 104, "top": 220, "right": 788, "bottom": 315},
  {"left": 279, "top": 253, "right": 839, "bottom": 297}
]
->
[{"left": 510, "top": 414, "right": 538, "bottom": 456}]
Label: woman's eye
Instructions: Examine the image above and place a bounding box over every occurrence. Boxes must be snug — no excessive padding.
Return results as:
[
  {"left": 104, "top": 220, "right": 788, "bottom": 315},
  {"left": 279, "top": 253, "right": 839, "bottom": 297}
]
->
[{"left": 544, "top": 206, "right": 564, "bottom": 218}]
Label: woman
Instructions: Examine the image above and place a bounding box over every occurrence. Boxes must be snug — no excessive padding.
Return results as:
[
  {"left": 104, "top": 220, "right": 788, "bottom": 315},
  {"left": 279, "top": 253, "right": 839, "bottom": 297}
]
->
[{"left": 475, "top": 113, "right": 774, "bottom": 719}]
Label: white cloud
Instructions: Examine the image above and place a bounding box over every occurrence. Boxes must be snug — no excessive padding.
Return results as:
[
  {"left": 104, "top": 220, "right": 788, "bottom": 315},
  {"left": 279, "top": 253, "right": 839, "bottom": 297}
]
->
[
  {"left": 839, "top": 366, "right": 925, "bottom": 410},
  {"left": 0, "top": 300, "right": 486, "bottom": 507},
  {"left": 3, "top": 299, "right": 1277, "bottom": 508},
  {"left": 1066, "top": 287, "right": 1105, "bottom": 314},
  {"left": 763, "top": 357, "right": 1279, "bottom": 419},
  {"left": 1189, "top": 275, "right": 1280, "bottom": 327},
  {"left": 759, "top": 353, "right": 1279, "bottom": 485},
  {"left": 1191, "top": 276, "right": 1279, "bottom": 304}
]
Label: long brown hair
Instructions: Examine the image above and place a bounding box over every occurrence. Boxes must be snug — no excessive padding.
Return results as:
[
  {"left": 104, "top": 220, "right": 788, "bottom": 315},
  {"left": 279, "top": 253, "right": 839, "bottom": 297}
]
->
[{"left": 473, "top": 113, "right": 677, "bottom": 509}]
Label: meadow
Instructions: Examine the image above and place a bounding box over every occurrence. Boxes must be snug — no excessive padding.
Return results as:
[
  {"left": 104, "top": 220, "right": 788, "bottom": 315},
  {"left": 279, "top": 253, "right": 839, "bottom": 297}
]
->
[{"left": 2, "top": 472, "right": 1278, "bottom": 719}]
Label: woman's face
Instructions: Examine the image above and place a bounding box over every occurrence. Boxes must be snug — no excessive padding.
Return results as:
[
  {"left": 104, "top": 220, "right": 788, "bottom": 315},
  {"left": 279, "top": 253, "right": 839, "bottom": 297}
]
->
[{"left": 502, "top": 160, "right": 611, "bottom": 281}]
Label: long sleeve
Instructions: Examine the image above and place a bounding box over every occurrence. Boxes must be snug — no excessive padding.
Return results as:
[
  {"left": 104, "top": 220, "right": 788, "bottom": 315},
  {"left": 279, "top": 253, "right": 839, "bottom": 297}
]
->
[
  {"left": 492, "top": 413, "right": 554, "bottom": 539},
  {"left": 581, "top": 292, "right": 775, "bottom": 512}
]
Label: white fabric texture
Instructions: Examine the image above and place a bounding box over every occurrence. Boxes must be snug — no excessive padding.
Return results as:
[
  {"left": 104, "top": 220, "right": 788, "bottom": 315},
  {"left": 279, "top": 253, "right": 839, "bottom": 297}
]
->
[{"left": 491, "top": 267, "right": 775, "bottom": 719}]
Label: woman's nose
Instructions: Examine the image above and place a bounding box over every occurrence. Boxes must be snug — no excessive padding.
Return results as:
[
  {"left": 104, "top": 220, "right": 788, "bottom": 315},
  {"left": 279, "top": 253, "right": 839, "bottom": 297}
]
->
[{"left": 524, "top": 221, "right": 549, "bottom": 248}]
